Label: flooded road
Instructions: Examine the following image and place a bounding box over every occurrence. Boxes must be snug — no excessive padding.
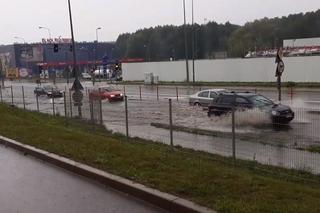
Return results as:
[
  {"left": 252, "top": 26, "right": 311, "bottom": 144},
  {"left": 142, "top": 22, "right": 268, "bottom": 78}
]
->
[
  {"left": 1, "top": 81, "right": 320, "bottom": 173},
  {"left": 0, "top": 145, "right": 165, "bottom": 213}
]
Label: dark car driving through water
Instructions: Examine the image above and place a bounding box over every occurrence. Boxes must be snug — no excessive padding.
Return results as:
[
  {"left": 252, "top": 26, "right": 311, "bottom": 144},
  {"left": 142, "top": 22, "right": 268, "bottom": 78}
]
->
[
  {"left": 208, "top": 92, "right": 295, "bottom": 124},
  {"left": 34, "top": 85, "right": 64, "bottom": 98}
]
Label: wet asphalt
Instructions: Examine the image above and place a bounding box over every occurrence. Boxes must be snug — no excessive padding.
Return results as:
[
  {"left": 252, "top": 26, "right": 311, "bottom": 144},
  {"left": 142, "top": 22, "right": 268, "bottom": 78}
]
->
[{"left": 0, "top": 145, "right": 165, "bottom": 213}]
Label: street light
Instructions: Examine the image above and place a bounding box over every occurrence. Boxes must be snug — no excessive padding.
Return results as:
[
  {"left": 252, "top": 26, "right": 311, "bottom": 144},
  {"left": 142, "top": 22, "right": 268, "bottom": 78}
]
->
[
  {"left": 191, "top": 0, "right": 195, "bottom": 84},
  {"left": 95, "top": 27, "right": 102, "bottom": 82},
  {"left": 14, "top": 36, "right": 25, "bottom": 43},
  {"left": 183, "top": 0, "right": 190, "bottom": 83},
  {"left": 38, "top": 26, "right": 52, "bottom": 39},
  {"left": 96, "top": 27, "right": 102, "bottom": 42}
]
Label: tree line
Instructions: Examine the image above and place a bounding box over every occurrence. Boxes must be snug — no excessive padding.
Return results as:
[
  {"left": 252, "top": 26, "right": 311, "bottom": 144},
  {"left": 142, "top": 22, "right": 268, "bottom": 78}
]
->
[{"left": 113, "top": 9, "right": 320, "bottom": 61}]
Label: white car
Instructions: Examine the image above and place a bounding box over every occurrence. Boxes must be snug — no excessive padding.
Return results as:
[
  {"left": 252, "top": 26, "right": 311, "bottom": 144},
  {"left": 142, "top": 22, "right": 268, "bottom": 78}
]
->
[
  {"left": 189, "top": 89, "right": 228, "bottom": 107},
  {"left": 81, "top": 72, "right": 92, "bottom": 80}
]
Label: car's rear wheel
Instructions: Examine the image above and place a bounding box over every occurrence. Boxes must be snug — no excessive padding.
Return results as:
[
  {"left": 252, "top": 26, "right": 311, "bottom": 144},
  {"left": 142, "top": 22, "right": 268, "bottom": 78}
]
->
[{"left": 194, "top": 102, "right": 201, "bottom": 107}]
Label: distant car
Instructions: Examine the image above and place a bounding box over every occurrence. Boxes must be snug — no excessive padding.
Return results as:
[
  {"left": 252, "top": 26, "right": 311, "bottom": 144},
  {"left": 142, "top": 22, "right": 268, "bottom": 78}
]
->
[
  {"left": 189, "top": 89, "right": 228, "bottom": 107},
  {"left": 81, "top": 72, "right": 92, "bottom": 80},
  {"left": 89, "top": 86, "right": 124, "bottom": 102},
  {"left": 34, "top": 85, "right": 63, "bottom": 98},
  {"left": 208, "top": 92, "right": 295, "bottom": 124}
]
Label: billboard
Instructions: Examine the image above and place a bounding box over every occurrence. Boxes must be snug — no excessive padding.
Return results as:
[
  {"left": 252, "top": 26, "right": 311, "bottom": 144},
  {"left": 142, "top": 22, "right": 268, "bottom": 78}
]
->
[
  {"left": 0, "top": 53, "right": 12, "bottom": 74},
  {"left": 20, "top": 46, "right": 43, "bottom": 62},
  {"left": 6, "top": 68, "right": 19, "bottom": 79},
  {"left": 19, "top": 68, "right": 32, "bottom": 78}
]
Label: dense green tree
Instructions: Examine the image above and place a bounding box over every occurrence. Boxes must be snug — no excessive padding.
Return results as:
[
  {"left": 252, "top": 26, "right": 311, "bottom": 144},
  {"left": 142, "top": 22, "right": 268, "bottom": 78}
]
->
[{"left": 114, "top": 9, "right": 320, "bottom": 60}]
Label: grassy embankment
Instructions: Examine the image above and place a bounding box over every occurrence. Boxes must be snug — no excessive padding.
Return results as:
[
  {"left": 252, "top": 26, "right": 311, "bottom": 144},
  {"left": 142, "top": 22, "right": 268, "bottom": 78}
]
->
[{"left": 1, "top": 103, "right": 320, "bottom": 213}]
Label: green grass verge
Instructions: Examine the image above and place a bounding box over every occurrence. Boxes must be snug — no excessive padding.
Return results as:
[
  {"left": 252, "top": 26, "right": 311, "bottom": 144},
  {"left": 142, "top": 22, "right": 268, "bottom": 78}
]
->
[
  {"left": 1, "top": 103, "right": 320, "bottom": 213},
  {"left": 306, "top": 145, "right": 320, "bottom": 154}
]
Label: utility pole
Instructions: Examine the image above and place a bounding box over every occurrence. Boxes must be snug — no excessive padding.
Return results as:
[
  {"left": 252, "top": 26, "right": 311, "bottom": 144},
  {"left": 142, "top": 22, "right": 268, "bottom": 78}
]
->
[
  {"left": 183, "top": 0, "right": 190, "bottom": 83},
  {"left": 68, "top": 0, "right": 83, "bottom": 117},
  {"left": 191, "top": 0, "right": 195, "bottom": 84},
  {"left": 0, "top": 59, "right": 4, "bottom": 87}
]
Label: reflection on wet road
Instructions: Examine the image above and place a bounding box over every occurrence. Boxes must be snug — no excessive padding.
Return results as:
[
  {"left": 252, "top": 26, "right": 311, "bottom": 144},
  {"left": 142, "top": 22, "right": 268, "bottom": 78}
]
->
[{"left": 0, "top": 145, "right": 165, "bottom": 213}]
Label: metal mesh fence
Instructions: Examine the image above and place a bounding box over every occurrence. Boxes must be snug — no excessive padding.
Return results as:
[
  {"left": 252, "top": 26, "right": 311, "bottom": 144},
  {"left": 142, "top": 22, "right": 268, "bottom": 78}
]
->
[{"left": 1, "top": 82, "right": 320, "bottom": 176}]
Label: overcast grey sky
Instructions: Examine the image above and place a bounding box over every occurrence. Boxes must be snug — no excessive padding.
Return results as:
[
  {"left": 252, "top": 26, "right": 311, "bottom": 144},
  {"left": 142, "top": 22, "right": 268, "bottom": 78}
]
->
[{"left": 1, "top": 0, "right": 320, "bottom": 44}]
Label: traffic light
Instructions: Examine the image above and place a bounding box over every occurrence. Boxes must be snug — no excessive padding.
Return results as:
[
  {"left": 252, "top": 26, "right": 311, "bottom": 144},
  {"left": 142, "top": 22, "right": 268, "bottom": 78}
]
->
[
  {"left": 53, "top": 44, "right": 59, "bottom": 53},
  {"left": 38, "top": 65, "right": 43, "bottom": 74},
  {"left": 115, "top": 62, "right": 121, "bottom": 71}
]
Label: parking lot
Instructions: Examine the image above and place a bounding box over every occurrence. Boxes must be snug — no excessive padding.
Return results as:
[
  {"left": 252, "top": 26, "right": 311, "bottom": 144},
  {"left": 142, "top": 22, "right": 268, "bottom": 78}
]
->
[{"left": 1, "top": 80, "right": 320, "bottom": 173}]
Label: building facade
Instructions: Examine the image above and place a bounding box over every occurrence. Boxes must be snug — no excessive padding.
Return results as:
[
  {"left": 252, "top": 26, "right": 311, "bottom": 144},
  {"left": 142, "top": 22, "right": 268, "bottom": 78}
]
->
[{"left": 0, "top": 41, "right": 115, "bottom": 79}]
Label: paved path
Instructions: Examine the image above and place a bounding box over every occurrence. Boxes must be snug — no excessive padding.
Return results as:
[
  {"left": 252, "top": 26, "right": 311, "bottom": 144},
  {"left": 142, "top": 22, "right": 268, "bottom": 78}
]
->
[{"left": 0, "top": 145, "right": 165, "bottom": 213}]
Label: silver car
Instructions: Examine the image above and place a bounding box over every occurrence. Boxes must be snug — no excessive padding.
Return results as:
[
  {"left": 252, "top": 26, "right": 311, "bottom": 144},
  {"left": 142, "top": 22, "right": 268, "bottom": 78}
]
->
[{"left": 189, "top": 89, "right": 227, "bottom": 107}]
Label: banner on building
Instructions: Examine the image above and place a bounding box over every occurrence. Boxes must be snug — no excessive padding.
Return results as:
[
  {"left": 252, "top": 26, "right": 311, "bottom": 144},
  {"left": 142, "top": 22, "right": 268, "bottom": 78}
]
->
[
  {"left": 20, "top": 46, "right": 43, "bottom": 62},
  {"left": 0, "top": 53, "right": 12, "bottom": 73},
  {"left": 6, "top": 68, "right": 19, "bottom": 79},
  {"left": 19, "top": 68, "right": 32, "bottom": 78}
]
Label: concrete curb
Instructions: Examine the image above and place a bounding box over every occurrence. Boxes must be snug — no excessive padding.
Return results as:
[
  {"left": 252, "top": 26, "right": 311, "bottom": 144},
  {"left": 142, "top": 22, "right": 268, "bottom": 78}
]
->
[{"left": 0, "top": 136, "right": 216, "bottom": 213}]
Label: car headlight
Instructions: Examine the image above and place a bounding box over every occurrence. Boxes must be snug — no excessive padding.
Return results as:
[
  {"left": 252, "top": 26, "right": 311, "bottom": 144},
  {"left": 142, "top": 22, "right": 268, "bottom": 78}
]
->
[
  {"left": 120, "top": 93, "right": 123, "bottom": 96},
  {"left": 110, "top": 95, "right": 115, "bottom": 98},
  {"left": 271, "top": 110, "right": 279, "bottom": 116},
  {"left": 47, "top": 92, "right": 52, "bottom": 94}
]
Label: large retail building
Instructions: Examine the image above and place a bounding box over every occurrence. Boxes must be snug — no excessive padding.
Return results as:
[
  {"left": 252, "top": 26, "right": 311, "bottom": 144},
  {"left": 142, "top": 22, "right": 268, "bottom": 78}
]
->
[{"left": 0, "top": 39, "right": 115, "bottom": 79}]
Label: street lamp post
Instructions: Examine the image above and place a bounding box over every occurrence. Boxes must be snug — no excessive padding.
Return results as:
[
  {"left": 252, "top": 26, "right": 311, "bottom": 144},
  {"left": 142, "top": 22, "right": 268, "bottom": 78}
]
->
[
  {"left": 191, "top": 0, "right": 196, "bottom": 84},
  {"left": 38, "top": 26, "right": 52, "bottom": 40},
  {"left": 95, "top": 27, "right": 102, "bottom": 83},
  {"left": 183, "top": 0, "right": 190, "bottom": 83},
  {"left": 68, "top": 0, "right": 83, "bottom": 118}
]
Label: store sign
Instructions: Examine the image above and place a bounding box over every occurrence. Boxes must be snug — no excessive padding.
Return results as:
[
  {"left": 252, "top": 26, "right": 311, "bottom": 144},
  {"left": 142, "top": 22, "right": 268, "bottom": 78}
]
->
[{"left": 42, "top": 38, "right": 72, "bottom": 44}]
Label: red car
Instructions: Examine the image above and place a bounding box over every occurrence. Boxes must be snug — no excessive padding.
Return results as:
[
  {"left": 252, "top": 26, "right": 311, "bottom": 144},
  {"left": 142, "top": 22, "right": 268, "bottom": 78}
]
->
[{"left": 89, "top": 86, "right": 124, "bottom": 102}]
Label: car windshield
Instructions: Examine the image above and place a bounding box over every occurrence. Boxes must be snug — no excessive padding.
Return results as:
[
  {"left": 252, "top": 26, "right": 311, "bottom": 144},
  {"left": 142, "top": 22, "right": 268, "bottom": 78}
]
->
[
  {"left": 250, "top": 95, "right": 274, "bottom": 107},
  {"left": 100, "top": 87, "right": 116, "bottom": 92},
  {"left": 44, "top": 86, "right": 58, "bottom": 90}
]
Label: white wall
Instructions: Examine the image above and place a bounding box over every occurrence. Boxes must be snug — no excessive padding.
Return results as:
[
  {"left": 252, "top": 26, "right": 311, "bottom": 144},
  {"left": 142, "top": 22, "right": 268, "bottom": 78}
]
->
[
  {"left": 123, "top": 56, "right": 320, "bottom": 82},
  {"left": 283, "top": 37, "right": 320, "bottom": 47}
]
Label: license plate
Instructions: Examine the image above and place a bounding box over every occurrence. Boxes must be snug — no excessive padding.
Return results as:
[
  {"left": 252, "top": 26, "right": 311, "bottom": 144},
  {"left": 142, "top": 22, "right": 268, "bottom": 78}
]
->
[{"left": 286, "top": 114, "right": 292, "bottom": 118}]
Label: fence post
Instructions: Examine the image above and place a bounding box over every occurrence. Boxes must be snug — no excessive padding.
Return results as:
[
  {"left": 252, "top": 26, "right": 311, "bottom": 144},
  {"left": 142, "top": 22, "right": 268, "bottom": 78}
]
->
[
  {"left": 99, "top": 88, "right": 103, "bottom": 125},
  {"left": 232, "top": 94, "right": 236, "bottom": 165},
  {"left": 10, "top": 85, "right": 14, "bottom": 106},
  {"left": 124, "top": 95, "right": 129, "bottom": 141},
  {"left": 63, "top": 92, "right": 67, "bottom": 117},
  {"left": 123, "top": 85, "right": 126, "bottom": 95},
  {"left": 176, "top": 87, "right": 179, "bottom": 102},
  {"left": 22, "top": 86, "right": 26, "bottom": 110},
  {"left": 169, "top": 99, "right": 173, "bottom": 149},
  {"left": 69, "top": 89, "right": 73, "bottom": 118},
  {"left": 52, "top": 89, "right": 55, "bottom": 116},
  {"left": 89, "top": 96, "right": 95, "bottom": 130},
  {"left": 156, "top": 85, "right": 159, "bottom": 101},
  {"left": 36, "top": 94, "right": 39, "bottom": 112},
  {"left": 139, "top": 86, "right": 142, "bottom": 100},
  {"left": 0, "top": 85, "right": 3, "bottom": 102}
]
